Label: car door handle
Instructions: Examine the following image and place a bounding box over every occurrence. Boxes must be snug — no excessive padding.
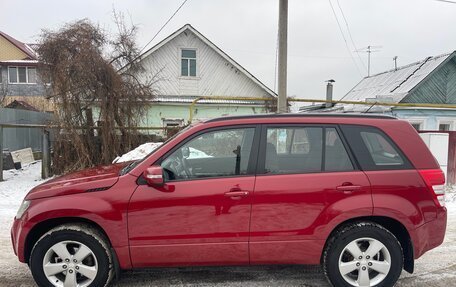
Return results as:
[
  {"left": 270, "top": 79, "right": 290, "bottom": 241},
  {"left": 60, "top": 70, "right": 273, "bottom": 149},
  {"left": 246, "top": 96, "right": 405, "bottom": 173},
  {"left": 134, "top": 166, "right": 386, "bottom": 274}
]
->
[
  {"left": 224, "top": 191, "right": 250, "bottom": 198},
  {"left": 336, "top": 185, "right": 362, "bottom": 192}
]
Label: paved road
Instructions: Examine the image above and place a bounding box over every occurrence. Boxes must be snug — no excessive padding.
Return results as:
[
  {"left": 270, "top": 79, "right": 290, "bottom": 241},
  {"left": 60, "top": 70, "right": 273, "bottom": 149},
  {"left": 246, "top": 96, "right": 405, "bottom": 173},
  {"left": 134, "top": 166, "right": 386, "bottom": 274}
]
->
[{"left": 1, "top": 203, "right": 454, "bottom": 287}]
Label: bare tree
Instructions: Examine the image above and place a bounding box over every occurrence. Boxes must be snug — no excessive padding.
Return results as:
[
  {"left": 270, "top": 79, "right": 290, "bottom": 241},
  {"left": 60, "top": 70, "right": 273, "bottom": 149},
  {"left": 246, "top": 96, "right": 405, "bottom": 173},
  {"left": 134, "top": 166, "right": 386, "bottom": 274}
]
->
[
  {"left": 38, "top": 17, "right": 156, "bottom": 174},
  {"left": 0, "top": 84, "right": 8, "bottom": 107}
]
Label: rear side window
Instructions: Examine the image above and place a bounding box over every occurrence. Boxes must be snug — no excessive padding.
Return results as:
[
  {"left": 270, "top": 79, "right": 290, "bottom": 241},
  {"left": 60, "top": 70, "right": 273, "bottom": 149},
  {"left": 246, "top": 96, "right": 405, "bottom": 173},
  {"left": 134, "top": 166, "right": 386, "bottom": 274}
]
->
[{"left": 340, "top": 125, "right": 412, "bottom": 171}]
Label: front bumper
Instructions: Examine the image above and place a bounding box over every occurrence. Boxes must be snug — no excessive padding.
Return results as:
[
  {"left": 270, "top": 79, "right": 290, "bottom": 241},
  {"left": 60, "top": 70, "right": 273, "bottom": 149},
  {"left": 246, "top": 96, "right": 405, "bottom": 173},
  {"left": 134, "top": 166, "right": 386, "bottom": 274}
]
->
[{"left": 11, "top": 216, "right": 27, "bottom": 263}]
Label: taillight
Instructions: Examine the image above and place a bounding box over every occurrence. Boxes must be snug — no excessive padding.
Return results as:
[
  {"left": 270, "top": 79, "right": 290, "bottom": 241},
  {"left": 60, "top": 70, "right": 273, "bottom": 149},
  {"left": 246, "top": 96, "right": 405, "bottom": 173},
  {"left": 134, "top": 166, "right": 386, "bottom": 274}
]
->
[{"left": 418, "top": 169, "right": 446, "bottom": 207}]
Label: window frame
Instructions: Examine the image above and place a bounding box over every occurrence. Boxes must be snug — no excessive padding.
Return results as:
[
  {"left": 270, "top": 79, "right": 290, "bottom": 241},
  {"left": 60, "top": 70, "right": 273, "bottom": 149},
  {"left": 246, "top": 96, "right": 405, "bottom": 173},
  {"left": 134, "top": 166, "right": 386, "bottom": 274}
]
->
[
  {"left": 436, "top": 118, "right": 455, "bottom": 131},
  {"left": 7, "top": 66, "right": 37, "bottom": 84},
  {"left": 339, "top": 124, "right": 414, "bottom": 171},
  {"left": 148, "top": 124, "right": 261, "bottom": 183},
  {"left": 180, "top": 48, "right": 197, "bottom": 77},
  {"left": 406, "top": 118, "right": 426, "bottom": 131},
  {"left": 257, "top": 124, "right": 359, "bottom": 176}
]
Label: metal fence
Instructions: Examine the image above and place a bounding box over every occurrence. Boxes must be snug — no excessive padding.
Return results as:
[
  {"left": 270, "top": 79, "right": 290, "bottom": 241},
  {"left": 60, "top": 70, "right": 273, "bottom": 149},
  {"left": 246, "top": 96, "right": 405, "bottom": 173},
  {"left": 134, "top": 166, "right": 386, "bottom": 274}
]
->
[{"left": 0, "top": 107, "right": 53, "bottom": 151}]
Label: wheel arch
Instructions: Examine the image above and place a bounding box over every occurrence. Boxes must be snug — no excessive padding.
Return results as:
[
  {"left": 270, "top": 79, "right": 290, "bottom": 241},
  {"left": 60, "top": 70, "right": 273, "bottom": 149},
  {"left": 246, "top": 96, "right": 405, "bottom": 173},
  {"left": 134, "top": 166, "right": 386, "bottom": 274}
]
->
[
  {"left": 321, "top": 216, "right": 414, "bottom": 274},
  {"left": 24, "top": 217, "right": 112, "bottom": 265}
]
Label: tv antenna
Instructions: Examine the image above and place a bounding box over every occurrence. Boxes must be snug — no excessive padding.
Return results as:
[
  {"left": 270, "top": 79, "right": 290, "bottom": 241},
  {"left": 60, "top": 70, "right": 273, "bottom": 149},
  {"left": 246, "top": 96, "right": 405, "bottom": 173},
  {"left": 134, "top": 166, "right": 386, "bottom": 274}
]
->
[
  {"left": 393, "top": 56, "right": 398, "bottom": 71},
  {"left": 356, "top": 45, "right": 382, "bottom": 77}
]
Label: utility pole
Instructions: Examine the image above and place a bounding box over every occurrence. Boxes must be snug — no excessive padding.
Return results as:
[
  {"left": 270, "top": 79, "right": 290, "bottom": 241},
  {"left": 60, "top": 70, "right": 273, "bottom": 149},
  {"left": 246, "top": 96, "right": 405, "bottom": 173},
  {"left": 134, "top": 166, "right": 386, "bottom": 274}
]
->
[{"left": 277, "top": 0, "right": 288, "bottom": 113}]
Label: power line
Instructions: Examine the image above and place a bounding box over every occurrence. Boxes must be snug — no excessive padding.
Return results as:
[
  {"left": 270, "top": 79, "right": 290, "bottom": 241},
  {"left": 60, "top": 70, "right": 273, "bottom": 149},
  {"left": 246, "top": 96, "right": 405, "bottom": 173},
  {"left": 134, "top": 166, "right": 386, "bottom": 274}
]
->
[
  {"left": 328, "top": 0, "right": 363, "bottom": 76},
  {"left": 335, "top": 0, "right": 367, "bottom": 71},
  {"left": 140, "top": 0, "right": 190, "bottom": 53}
]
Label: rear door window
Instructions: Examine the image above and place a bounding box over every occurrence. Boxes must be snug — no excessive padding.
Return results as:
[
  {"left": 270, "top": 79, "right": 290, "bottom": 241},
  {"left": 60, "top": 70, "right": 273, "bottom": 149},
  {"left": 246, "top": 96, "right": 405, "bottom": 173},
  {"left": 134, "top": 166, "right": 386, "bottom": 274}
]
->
[
  {"left": 340, "top": 125, "right": 412, "bottom": 170},
  {"left": 262, "top": 126, "right": 354, "bottom": 174}
]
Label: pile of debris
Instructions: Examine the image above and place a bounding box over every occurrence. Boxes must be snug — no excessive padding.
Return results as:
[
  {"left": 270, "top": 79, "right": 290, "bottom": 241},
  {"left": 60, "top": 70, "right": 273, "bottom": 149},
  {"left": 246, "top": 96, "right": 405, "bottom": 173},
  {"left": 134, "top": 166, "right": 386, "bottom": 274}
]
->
[{"left": 2, "top": 147, "right": 36, "bottom": 171}]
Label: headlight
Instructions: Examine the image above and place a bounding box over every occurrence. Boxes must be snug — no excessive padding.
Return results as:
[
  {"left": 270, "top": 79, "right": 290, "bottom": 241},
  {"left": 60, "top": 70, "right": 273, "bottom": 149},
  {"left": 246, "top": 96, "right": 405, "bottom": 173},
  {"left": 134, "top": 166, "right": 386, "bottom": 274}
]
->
[{"left": 15, "top": 200, "right": 31, "bottom": 219}]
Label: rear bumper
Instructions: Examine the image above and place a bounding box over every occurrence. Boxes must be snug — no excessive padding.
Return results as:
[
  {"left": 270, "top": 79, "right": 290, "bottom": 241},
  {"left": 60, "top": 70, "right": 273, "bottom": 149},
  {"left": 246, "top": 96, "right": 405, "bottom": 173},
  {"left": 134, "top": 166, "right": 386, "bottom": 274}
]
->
[{"left": 412, "top": 206, "right": 447, "bottom": 259}]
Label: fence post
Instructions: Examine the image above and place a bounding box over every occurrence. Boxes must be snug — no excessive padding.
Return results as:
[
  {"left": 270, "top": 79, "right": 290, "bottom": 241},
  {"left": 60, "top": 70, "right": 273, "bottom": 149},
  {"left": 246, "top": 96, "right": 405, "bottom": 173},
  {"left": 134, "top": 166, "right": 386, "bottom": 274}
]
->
[
  {"left": 0, "top": 125, "right": 3, "bottom": 182},
  {"left": 41, "top": 129, "right": 50, "bottom": 179}
]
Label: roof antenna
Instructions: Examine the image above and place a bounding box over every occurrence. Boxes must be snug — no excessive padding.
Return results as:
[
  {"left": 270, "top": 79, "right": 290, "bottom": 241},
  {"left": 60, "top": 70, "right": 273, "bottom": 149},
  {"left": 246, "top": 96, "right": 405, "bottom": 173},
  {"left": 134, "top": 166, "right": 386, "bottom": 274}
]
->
[{"left": 356, "top": 45, "right": 382, "bottom": 77}]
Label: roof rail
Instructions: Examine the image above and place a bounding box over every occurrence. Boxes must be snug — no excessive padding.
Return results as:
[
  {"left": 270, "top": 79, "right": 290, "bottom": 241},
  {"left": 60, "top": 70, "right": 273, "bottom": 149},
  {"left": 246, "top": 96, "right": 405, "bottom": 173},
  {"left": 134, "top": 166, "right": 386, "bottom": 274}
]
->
[{"left": 205, "top": 113, "right": 397, "bottom": 123}]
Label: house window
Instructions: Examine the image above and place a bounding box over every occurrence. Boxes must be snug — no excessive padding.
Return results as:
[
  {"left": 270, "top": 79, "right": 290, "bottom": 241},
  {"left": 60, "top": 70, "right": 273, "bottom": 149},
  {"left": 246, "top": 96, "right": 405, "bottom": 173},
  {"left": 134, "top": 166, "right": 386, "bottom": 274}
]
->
[
  {"left": 181, "top": 49, "right": 196, "bottom": 77},
  {"left": 8, "top": 66, "right": 37, "bottom": 84},
  {"left": 439, "top": 124, "right": 450, "bottom": 131},
  {"left": 411, "top": 123, "right": 421, "bottom": 131}
]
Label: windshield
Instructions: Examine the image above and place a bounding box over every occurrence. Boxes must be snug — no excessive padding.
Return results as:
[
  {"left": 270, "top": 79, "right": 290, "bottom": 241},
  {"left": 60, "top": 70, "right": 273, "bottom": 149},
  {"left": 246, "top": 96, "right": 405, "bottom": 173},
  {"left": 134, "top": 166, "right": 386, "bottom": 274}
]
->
[{"left": 119, "top": 124, "right": 194, "bottom": 175}]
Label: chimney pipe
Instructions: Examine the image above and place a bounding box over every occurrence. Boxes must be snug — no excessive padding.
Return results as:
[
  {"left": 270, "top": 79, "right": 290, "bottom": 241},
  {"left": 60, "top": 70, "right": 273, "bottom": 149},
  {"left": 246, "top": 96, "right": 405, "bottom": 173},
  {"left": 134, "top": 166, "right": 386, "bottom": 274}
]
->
[{"left": 325, "top": 79, "right": 335, "bottom": 109}]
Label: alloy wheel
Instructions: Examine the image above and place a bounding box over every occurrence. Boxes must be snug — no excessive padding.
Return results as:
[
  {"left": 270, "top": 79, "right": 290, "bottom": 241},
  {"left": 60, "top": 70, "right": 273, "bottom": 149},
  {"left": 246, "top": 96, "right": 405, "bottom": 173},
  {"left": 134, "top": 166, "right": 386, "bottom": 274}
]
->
[{"left": 42, "top": 240, "right": 98, "bottom": 287}]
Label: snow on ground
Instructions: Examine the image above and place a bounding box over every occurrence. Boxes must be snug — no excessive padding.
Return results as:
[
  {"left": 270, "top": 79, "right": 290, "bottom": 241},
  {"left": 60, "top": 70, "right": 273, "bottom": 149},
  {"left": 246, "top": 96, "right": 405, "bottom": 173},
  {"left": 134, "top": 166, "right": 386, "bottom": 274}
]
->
[
  {"left": 0, "top": 162, "right": 455, "bottom": 286},
  {"left": 113, "top": 142, "right": 211, "bottom": 163},
  {"left": 0, "top": 161, "right": 46, "bottom": 219}
]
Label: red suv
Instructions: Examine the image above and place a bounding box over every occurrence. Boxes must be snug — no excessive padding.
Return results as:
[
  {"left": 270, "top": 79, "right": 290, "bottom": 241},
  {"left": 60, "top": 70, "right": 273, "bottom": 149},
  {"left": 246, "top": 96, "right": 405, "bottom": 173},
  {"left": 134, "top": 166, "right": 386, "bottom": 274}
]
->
[{"left": 12, "top": 114, "right": 447, "bottom": 287}]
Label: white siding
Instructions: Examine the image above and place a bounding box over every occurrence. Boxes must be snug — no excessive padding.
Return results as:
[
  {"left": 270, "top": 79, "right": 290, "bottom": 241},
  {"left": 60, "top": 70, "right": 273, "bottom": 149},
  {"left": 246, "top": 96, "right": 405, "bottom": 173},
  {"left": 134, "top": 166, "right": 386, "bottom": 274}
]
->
[{"left": 138, "top": 29, "right": 271, "bottom": 98}]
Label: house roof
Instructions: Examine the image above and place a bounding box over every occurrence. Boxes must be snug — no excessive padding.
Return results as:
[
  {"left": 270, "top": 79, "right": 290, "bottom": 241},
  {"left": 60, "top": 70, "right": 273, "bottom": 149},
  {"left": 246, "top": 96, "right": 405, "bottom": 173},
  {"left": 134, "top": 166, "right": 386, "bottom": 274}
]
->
[
  {"left": 0, "top": 31, "right": 37, "bottom": 60},
  {"left": 126, "top": 24, "right": 276, "bottom": 98},
  {"left": 342, "top": 51, "right": 456, "bottom": 105},
  {"left": 5, "top": 100, "right": 39, "bottom": 112}
]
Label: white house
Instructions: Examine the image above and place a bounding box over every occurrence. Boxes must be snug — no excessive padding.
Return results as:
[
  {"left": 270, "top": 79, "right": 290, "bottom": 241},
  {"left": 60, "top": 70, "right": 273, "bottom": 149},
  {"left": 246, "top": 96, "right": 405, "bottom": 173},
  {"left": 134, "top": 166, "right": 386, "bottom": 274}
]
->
[{"left": 126, "top": 24, "right": 277, "bottom": 128}]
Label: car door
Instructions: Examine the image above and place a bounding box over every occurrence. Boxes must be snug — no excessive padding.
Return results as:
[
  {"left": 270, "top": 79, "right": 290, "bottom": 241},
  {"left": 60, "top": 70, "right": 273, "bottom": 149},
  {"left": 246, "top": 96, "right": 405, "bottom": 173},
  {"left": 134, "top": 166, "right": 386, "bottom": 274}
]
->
[
  {"left": 249, "top": 125, "right": 372, "bottom": 265},
  {"left": 128, "top": 126, "right": 259, "bottom": 267}
]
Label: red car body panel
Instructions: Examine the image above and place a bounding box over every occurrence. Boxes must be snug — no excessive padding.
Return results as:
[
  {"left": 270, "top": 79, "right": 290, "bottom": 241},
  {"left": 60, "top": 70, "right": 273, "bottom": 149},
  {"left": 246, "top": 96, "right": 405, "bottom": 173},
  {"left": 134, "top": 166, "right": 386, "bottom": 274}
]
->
[
  {"left": 128, "top": 176, "right": 254, "bottom": 267},
  {"left": 249, "top": 172, "right": 372, "bottom": 265},
  {"left": 11, "top": 115, "right": 447, "bottom": 271}
]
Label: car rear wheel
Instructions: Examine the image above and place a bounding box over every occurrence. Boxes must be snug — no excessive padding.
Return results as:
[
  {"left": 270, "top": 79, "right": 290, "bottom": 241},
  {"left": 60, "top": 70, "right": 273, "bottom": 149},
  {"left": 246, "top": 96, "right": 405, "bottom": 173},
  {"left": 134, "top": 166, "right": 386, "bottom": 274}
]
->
[
  {"left": 323, "top": 222, "right": 403, "bottom": 287},
  {"left": 30, "top": 224, "right": 113, "bottom": 287}
]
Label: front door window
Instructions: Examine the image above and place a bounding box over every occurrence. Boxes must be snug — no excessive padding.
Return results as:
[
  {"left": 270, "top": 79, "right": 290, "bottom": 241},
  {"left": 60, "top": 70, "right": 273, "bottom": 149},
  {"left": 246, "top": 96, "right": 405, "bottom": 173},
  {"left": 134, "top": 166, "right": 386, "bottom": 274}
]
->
[{"left": 161, "top": 127, "right": 255, "bottom": 180}]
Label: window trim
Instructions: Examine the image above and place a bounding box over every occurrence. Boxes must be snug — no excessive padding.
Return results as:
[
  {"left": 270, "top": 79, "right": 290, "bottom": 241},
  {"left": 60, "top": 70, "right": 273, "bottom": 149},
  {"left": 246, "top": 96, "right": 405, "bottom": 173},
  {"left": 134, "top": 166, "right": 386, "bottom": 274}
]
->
[
  {"left": 405, "top": 117, "right": 427, "bottom": 131},
  {"left": 436, "top": 117, "right": 455, "bottom": 131},
  {"left": 180, "top": 48, "right": 197, "bottom": 77},
  {"left": 140, "top": 124, "right": 261, "bottom": 184},
  {"left": 256, "top": 124, "right": 359, "bottom": 176},
  {"left": 8, "top": 66, "right": 37, "bottom": 84}
]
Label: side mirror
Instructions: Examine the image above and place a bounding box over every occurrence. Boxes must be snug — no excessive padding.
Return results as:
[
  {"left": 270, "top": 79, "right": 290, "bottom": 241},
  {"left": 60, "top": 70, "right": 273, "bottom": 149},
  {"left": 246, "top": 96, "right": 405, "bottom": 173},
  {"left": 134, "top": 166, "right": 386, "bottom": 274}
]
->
[{"left": 143, "top": 166, "right": 164, "bottom": 187}]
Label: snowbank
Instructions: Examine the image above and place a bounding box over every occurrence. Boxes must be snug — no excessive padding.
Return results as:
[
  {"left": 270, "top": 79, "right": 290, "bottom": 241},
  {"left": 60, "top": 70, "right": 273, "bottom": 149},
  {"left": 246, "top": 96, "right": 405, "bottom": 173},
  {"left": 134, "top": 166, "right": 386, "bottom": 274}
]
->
[
  {"left": 113, "top": 142, "right": 163, "bottom": 163},
  {"left": 113, "top": 142, "right": 211, "bottom": 163}
]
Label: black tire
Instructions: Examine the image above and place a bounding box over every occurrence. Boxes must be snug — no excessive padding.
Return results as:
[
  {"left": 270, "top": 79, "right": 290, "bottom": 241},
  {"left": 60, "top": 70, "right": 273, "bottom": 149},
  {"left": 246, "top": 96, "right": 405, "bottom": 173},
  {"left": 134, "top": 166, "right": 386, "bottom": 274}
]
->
[
  {"left": 30, "top": 224, "right": 114, "bottom": 287},
  {"left": 323, "top": 222, "right": 403, "bottom": 287}
]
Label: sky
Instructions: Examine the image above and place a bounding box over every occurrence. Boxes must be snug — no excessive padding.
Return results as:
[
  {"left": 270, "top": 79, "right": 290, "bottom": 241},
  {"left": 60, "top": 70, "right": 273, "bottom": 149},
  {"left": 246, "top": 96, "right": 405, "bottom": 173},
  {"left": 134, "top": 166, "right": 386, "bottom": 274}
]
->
[{"left": 1, "top": 0, "right": 456, "bottom": 100}]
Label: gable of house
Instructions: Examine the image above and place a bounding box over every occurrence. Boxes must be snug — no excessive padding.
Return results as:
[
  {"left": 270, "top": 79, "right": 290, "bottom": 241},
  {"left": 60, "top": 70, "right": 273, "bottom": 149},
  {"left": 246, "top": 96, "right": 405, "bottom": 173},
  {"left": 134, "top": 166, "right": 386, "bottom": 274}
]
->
[
  {"left": 0, "top": 31, "right": 37, "bottom": 61},
  {"left": 133, "top": 24, "right": 276, "bottom": 99},
  {"left": 0, "top": 35, "right": 28, "bottom": 61},
  {"left": 402, "top": 55, "right": 456, "bottom": 104}
]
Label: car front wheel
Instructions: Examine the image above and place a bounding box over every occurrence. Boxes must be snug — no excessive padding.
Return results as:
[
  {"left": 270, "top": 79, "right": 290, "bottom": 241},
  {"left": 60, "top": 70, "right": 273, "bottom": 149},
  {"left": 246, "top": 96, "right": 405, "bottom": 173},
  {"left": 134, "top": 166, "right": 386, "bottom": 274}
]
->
[
  {"left": 323, "top": 222, "right": 403, "bottom": 287},
  {"left": 30, "top": 224, "right": 113, "bottom": 287}
]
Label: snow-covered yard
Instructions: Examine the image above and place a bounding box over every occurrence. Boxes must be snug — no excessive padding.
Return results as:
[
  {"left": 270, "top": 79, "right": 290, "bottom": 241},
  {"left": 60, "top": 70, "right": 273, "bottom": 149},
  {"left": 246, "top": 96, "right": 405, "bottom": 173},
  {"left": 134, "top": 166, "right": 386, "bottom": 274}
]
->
[{"left": 0, "top": 161, "right": 455, "bottom": 286}]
